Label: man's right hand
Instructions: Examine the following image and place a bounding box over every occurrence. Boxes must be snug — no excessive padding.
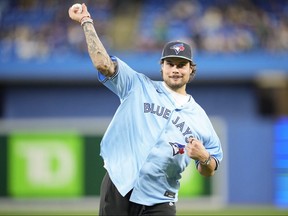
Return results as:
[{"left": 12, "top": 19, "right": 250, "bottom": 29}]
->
[{"left": 68, "top": 3, "right": 91, "bottom": 23}]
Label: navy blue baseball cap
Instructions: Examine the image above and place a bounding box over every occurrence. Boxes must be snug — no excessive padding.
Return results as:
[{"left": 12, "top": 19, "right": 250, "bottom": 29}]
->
[{"left": 161, "top": 40, "right": 194, "bottom": 63}]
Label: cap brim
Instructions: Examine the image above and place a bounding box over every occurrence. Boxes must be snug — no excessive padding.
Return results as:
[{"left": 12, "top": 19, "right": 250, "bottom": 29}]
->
[{"left": 161, "top": 55, "right": 192, "bottom": 62}]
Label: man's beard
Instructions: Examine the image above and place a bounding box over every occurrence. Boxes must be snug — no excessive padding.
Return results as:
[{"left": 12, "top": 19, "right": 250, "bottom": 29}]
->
[{"left": 165, "top": 80, "right": 186, "bottom": 91}]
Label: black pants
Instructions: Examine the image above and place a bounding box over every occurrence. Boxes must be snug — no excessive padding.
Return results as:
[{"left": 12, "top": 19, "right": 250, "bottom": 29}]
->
[{"left": 99, "top": 172, "right": 176, "bottom": 216}]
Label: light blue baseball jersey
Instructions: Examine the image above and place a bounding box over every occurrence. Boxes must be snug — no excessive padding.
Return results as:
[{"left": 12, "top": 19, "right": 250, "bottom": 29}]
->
[{"left": 97, "top": 56, "right": 223, "bottom": 206}]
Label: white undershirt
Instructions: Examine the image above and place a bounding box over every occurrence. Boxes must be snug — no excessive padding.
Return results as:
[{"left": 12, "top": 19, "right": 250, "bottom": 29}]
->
[{"left": 162, "top": 82, "right": 190, "bottom": 106}]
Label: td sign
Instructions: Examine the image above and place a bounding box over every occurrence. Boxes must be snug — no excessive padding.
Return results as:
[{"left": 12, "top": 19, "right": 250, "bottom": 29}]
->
[{"left": 8, "top": 133, "right": 83, "bottom": 197}]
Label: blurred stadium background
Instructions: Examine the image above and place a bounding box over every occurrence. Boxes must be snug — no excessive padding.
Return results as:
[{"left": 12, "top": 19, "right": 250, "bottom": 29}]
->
[{"left": 0, "top": 0, "right": 288, "bottom": 215}]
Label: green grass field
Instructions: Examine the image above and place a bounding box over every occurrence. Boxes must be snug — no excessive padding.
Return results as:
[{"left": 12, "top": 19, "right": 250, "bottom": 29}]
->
[
  {"left": 1, "top": 207, "right": 288, "bottom": 216},
  {"left": 178, "top": 207, "right": 288, "bottom": 215}
]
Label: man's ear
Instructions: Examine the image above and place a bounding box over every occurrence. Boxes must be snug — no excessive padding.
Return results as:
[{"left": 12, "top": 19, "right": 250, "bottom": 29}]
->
[{"left": 189, "top": 64, "right": 197, "bottom": 82}]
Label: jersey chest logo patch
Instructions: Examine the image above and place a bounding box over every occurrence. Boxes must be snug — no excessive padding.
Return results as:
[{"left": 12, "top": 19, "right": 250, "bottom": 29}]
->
[{"left": 169, "top": 142, "right": 185, "bottom": 156}]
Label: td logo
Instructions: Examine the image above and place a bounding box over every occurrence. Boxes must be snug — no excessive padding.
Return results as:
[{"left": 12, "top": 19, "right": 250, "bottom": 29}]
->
[{"left": 8, "top": 133, "right": 83, "bottom": 197}]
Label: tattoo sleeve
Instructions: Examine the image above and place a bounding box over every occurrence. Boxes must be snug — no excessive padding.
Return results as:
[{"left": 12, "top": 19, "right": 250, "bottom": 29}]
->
[{"left": 82, "top": 22, "right": 115, "bottom": 76}]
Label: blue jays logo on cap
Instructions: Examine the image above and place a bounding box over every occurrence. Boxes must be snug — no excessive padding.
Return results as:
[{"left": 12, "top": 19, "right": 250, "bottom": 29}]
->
[
  {"left": 169, "top": 142, "right": 185, "bottom": 156},
  {"left": 161, "top": 40, "right": 194, "bottom": 63},
  {"left": 170, "top": 43, "right": 185, "bottom": 55}
]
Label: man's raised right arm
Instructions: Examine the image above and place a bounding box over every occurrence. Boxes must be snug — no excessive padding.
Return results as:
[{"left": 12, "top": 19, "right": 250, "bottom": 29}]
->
[{"left": 68, "top": 3, "right": 116, "bottom": 77}]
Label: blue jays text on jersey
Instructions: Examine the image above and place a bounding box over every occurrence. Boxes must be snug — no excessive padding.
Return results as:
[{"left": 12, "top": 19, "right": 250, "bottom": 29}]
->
[
  {"left": 97, "top": 56, "right": 223, "bottom": 206},
  {"left": 144, "top": 102, "right": 193, "bottom": 142}
]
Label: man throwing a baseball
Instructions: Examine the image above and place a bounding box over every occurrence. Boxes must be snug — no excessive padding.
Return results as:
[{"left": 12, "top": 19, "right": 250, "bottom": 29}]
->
[{"left": 69, "top": 3, "right": 223, "bottom": 216}]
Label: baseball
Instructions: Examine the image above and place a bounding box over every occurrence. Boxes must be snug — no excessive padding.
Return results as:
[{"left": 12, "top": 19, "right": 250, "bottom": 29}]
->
[{"left": 71, "top": 3, "right": 82, "bottom": 14}]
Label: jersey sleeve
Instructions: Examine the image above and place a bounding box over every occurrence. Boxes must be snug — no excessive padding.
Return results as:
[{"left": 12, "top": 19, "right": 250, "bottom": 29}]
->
[
  {"left": 204, "top": 129, "right": 222, "bottom": 170},
  {"left": 97, "top": 56, "right": 140, "bottom": 101},
  {"left": 187, "top": 103, "right": 223, "bottom": 170},
  {"left": 195, "top": 117, "right": 223, "bottom": 170}
]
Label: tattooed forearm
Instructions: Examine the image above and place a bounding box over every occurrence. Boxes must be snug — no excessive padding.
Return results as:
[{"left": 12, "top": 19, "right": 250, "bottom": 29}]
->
[{"left": 83, "top": 23, "right": 115, "bottom": 76}]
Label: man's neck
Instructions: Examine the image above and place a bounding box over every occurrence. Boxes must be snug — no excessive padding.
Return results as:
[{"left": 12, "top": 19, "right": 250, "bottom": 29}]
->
[{"left": 163, "top": 82, "right": 187, "bottom": 96}]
